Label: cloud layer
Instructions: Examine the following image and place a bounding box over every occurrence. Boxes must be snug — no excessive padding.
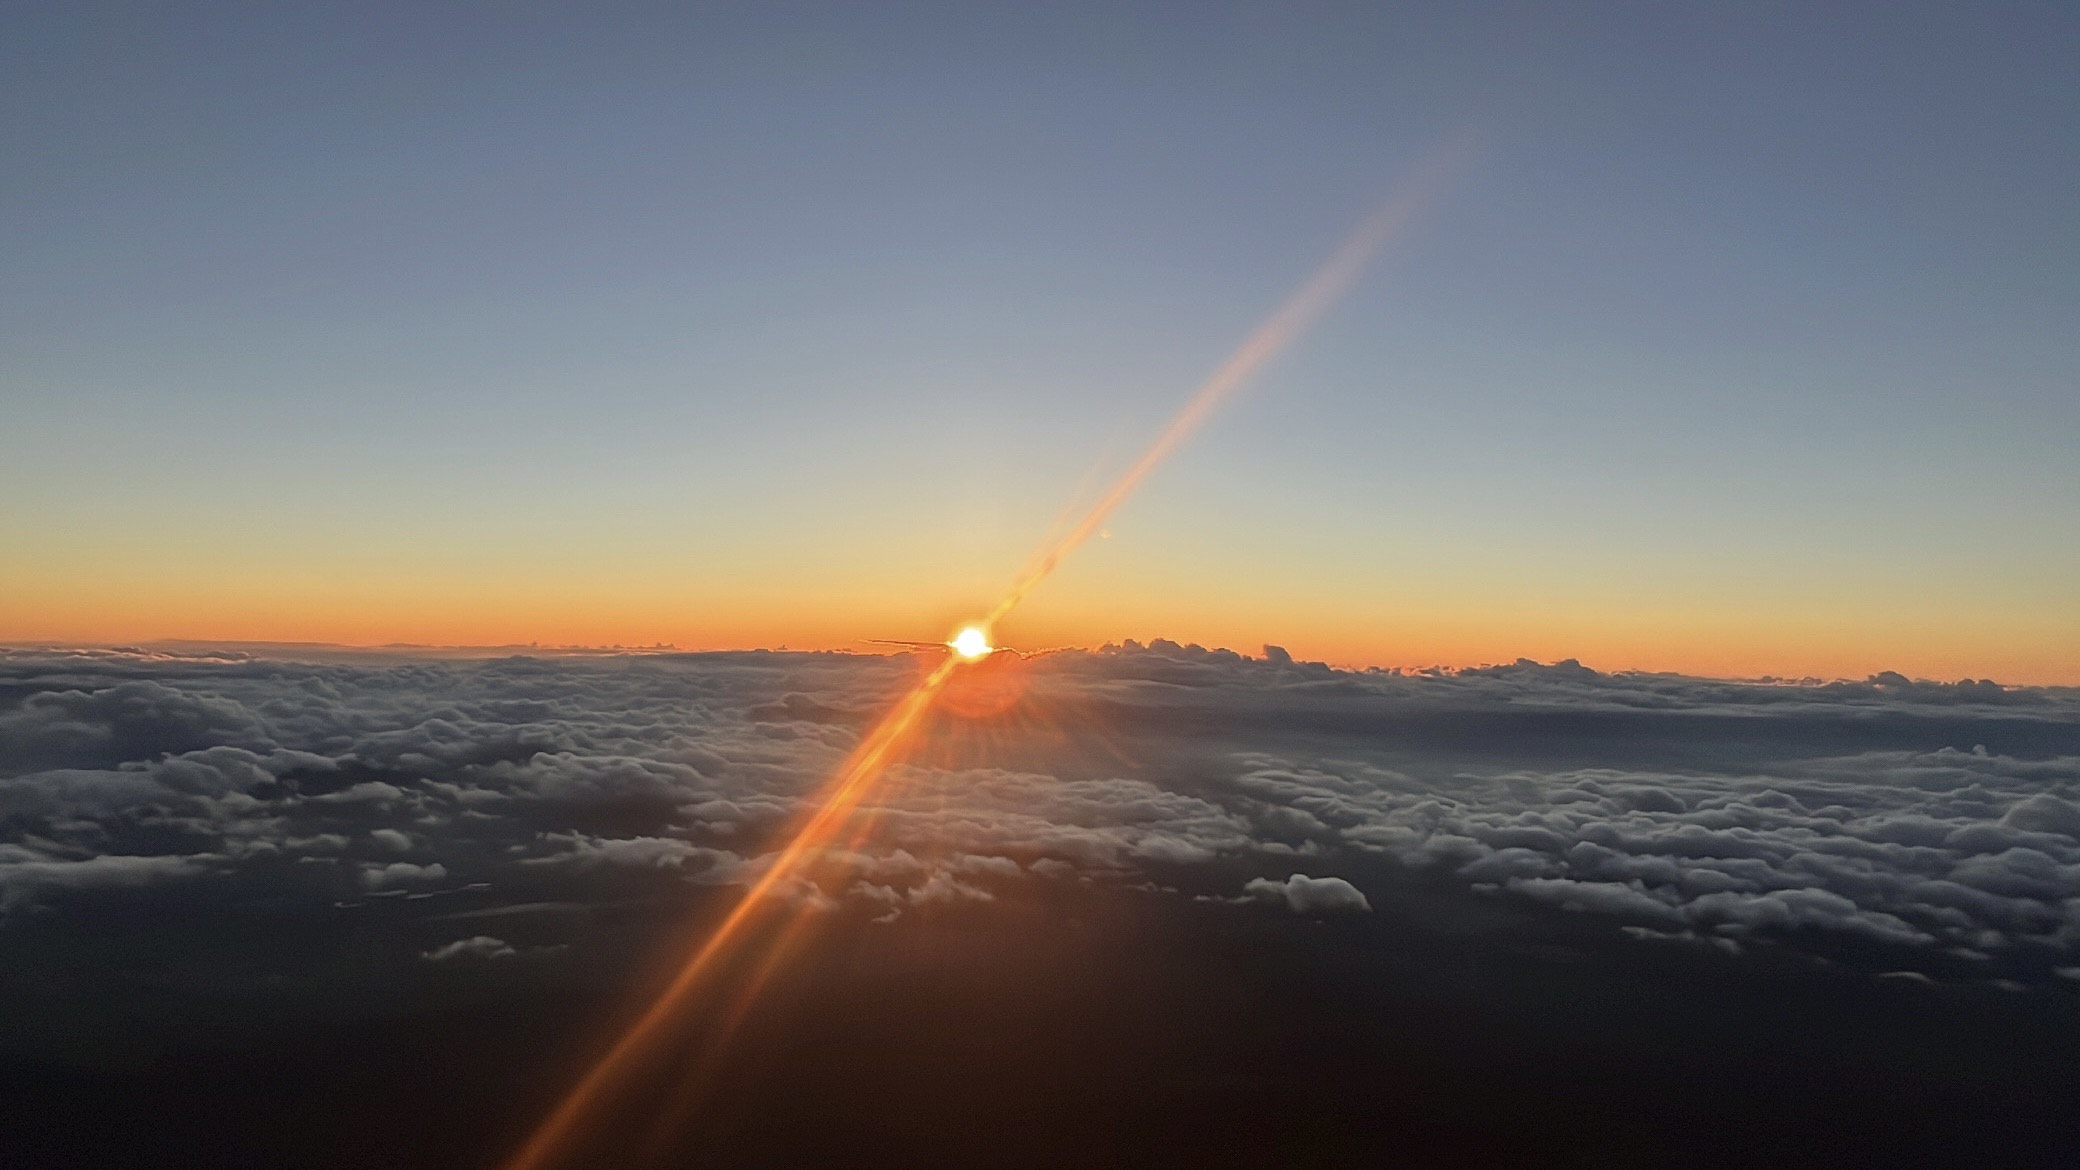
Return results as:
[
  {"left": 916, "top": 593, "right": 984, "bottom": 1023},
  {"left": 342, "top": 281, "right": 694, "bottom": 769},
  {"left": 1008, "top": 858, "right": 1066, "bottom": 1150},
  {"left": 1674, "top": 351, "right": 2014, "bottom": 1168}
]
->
[{"left": 3, "top": 643, "right": 2078, "bottom": 986}]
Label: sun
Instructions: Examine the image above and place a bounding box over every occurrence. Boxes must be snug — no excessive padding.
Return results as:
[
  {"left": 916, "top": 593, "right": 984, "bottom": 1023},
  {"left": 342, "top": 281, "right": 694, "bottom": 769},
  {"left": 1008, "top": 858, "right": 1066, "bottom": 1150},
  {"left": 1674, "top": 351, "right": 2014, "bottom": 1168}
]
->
[{"left": 948, "top": 625, "right": 992, "bottom": 662}]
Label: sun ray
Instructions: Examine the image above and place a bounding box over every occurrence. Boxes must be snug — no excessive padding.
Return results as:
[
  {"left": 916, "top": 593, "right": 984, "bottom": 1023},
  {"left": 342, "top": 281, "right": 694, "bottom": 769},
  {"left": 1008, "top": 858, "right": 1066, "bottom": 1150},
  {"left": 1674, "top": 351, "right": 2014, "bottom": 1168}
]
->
[
  {"left": 983, "top": 133, "right": 1480, "bottom": 631},
  {"left": 499, "top": 657, "right": 957, "bottom": 1170},
  {"left": 498, "top": 133, "right": 1478, "bottom": 1170}
]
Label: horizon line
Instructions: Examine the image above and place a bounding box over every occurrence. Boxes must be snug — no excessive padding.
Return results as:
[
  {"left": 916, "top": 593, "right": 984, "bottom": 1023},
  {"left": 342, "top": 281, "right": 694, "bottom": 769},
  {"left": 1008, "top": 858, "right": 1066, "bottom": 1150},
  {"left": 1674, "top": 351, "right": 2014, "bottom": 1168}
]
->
[{"left": 0, "top": 637, "right": 2066, "bottom": 690}]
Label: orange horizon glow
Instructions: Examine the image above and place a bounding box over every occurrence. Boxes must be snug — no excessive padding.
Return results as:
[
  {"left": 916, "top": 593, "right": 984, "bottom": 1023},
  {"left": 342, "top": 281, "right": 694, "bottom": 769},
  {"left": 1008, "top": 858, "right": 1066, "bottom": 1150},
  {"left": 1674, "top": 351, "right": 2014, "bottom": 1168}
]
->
[
  {"left": 9, "top": 643, "right": 2068, "bottom": 688},
  {"left": 4, "top": 610, "right": 2073, "bottom": 687}
]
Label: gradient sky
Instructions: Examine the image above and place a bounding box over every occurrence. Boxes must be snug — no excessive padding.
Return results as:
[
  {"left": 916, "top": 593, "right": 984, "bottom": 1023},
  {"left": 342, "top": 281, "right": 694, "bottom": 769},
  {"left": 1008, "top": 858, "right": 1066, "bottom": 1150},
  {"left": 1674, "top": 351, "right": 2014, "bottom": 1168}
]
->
[{"left": 4, "top": 2, "right": 2076, "bottom": 681}]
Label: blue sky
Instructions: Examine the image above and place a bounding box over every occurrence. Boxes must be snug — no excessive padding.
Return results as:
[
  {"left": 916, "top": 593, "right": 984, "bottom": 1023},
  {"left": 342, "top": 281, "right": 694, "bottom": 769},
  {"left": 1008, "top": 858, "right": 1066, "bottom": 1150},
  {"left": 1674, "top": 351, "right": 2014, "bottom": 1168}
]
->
[{"left": 3, "top": 2, "right": 2075, "bottom": 678}]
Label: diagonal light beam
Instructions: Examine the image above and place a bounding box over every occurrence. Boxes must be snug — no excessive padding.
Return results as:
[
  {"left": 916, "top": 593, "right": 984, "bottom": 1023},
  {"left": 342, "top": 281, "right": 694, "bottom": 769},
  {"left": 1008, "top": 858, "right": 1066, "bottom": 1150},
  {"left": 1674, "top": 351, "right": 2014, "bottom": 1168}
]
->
[
  {"left": 500, "top": 134, "right": 1477, "bottom": 1170},
  {"left": 501, "top": 659, "right": 958, "bottom": 1170},
  {"left": 984, "top": 134, "right": 1479, "bottom": 630}
]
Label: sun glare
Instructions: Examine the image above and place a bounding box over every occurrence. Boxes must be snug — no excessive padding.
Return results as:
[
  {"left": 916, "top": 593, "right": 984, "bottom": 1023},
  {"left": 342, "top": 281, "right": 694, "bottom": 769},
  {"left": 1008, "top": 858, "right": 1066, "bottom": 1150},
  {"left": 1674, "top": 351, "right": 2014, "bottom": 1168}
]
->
[
  {"left": 949, "top": 626, "right": 992, "bottom": 661},
  {"left": 500, "top": 155, "right": 1467, "bottom": 1170}
]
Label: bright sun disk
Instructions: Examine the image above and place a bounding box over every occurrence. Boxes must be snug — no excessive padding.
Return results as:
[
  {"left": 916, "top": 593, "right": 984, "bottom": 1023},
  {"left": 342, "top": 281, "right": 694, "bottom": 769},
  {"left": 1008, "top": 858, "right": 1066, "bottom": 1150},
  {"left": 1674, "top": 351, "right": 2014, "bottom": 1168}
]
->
[{"left": 949, "top": 626, "right": 992, "bottom": 661}]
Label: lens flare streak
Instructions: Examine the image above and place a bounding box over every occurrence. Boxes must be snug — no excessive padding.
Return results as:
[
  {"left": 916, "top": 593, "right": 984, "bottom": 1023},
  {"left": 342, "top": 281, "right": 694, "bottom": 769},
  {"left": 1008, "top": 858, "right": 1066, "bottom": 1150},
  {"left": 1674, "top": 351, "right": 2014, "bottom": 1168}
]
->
[
  {"left": 500, "top": 658, "right": 958, "bottom": 1170},
  {"left": 501, "top": 136, "right": 1476, "bottom": 1170},
  {"left": 984, "top": 135, "right": 1477, "bottom": 629}
]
